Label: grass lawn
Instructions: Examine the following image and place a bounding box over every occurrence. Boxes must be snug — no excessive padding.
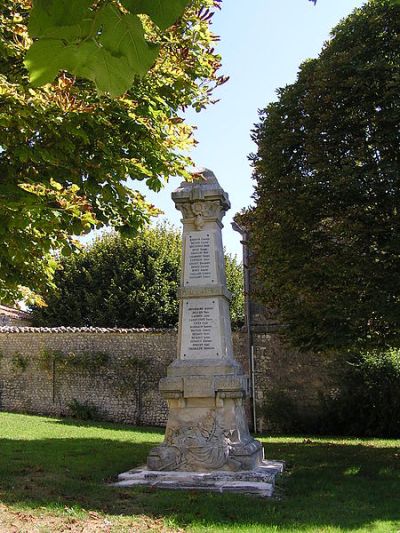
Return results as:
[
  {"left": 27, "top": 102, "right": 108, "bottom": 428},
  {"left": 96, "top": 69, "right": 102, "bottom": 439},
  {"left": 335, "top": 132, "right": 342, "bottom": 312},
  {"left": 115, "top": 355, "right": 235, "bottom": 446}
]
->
[{"left": 0, "top": 412, "right": 399, "bottom": 532}]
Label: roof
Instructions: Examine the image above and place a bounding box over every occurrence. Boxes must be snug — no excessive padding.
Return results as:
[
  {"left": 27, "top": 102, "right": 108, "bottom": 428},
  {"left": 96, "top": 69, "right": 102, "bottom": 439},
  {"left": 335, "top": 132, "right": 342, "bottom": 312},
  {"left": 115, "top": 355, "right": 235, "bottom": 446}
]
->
[
  {"left": 0, "top": 305, "right": 31, "bottom": 320},
  {"left": 0, "top": 326, "right": 175, "bottom": 334}
]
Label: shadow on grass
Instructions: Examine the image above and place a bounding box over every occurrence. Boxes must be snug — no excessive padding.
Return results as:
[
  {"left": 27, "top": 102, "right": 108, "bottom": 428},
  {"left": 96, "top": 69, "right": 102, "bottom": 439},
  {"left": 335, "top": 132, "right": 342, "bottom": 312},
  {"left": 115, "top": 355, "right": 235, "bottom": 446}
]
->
[{"left": 0, "top": 431, "right": 399, "bottom": 531}]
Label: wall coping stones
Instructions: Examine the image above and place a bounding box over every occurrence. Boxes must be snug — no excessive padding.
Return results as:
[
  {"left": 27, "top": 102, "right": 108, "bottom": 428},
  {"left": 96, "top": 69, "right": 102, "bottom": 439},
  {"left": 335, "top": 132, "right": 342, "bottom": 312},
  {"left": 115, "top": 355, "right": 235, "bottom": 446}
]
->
[{"left": 0, "top": 326, "right": 177, "bottom": 334}]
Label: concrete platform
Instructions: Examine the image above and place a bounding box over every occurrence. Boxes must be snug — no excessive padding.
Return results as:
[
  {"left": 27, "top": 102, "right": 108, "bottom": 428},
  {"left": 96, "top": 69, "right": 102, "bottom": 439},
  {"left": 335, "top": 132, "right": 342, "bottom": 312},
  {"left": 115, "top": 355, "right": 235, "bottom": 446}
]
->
[{"left": 113, "top": 460, "right": 284, "bottom": 497}]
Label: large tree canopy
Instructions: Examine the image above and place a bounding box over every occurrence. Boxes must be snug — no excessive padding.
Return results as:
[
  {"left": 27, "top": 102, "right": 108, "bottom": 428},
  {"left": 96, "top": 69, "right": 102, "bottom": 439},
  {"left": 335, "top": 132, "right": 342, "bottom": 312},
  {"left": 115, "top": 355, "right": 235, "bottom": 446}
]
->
[
  {"left": 0, "top": 0, "right": 225, "bottom": 305},
  {"left": 250, "top": 0, "right": 400, "bottom": 353},
  {"left": 31, "top": 225, "right": 244, "bottom": 329}
]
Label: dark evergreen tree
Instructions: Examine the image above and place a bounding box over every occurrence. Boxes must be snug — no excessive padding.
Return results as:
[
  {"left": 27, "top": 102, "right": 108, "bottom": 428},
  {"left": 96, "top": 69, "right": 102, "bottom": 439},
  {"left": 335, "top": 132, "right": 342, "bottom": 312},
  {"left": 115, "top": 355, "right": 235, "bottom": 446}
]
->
[{"left": 250, "top": 0, "right": 400, "bottom": 352}]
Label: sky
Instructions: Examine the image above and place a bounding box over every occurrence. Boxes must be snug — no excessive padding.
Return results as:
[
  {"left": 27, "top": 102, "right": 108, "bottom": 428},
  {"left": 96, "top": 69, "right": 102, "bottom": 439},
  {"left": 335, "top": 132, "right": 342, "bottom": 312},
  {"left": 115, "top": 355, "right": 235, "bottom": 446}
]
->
[{"left": 137, "top": 0, "right": 365, "bottom": 259}]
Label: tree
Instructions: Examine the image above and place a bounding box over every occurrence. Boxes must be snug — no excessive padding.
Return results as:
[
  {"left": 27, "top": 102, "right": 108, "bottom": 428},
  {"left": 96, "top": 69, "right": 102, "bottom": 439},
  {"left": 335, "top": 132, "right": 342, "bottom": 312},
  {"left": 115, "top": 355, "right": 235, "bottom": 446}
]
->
[
  {"left": 250, "top": 0, "right": 400, "bottom": 353},
  {"left": 225, "top": 251, "right": 245, "bottom": 329},
  {"left": 31, "top": 225, "right": 244, "bottom": 328},
  {"left": 31, "top": 225, "right": 181, "bottom": 327},
  {"left": 0, "top": 0, "right": 225, "bottom": 305}
]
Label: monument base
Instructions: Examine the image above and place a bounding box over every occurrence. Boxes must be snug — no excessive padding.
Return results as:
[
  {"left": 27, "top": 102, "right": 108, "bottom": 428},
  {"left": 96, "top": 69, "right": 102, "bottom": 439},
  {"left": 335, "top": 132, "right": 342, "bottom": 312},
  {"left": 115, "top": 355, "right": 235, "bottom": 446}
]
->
[
  {"left": 114, "top": 460, "right": 284, "bottom": 497},
  {"left": 147, "top": 359, "right": 264, "bottom": 472}
]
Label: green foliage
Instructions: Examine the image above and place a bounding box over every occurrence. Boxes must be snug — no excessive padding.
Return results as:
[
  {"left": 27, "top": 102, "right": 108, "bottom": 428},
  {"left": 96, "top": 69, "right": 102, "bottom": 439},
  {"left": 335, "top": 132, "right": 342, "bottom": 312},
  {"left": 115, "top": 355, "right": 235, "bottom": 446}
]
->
[
  {"left": 262, "top": 390, "right": 322, "bottom": 435},
  {"left": 32, "top": 225, "right": 181, "bottom": 327},
  {"left": 68, "top": 399, "right": 99, "bottom": 421},
  {"left": 39, "top": 349, "right": 109, "bottom": 372},
  {"left": 12, "top": 352, "right": 29, "bottom": 372},
  {"left": 262, "top": 347, "right": 400, "bottom": 437},
  {"left": 0, "top": 0, "right": 224, "bottom": 305},
  {"left": 122, "top": 0, "right": 192, "bottom": 31},
  {"left": 24, "top": 0, "right": 400, "bottom": 95},
  {"left": 324, "top": 349, "right": 400, "bottom": 437},
  {"left": 225, "top": 252, "right": 245, "bottom": 329},
  {"left": 25, "top": 0, "right": 193, "bottom": 96},
  {"left": 250, "top": 0, "right": 400, "bottom": 352},
  {"left": 31, "top": 224, "right": 244, "bottom": 328}
]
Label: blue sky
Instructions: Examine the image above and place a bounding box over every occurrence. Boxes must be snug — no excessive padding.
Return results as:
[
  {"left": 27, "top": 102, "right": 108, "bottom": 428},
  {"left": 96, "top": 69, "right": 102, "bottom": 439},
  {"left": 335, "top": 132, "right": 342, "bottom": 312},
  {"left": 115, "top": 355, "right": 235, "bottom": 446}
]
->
[{"left": 140, "top": 0, "right": 365, "bottom": 258}]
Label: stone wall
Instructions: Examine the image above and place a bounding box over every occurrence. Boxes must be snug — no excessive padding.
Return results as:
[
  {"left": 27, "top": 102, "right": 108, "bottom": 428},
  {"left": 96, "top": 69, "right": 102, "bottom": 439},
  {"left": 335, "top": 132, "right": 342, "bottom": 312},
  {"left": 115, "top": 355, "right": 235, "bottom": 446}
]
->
[
  {"left": 0, "top": 327, "right": 248, "bottom": 427},
  {"left": 0, "top": 326, "right": 340, "bottom": 431}
]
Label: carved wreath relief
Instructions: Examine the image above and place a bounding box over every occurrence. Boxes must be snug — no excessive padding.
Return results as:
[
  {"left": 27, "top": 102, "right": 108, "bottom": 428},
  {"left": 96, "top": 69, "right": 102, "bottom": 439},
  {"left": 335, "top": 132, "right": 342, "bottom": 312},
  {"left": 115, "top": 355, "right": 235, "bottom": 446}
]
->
[
  {"left": 178, "top": 200, "right": 224, "bottom": 228},
  {"left": 161, "top": 412, "right": 242, "bottom": 471}
]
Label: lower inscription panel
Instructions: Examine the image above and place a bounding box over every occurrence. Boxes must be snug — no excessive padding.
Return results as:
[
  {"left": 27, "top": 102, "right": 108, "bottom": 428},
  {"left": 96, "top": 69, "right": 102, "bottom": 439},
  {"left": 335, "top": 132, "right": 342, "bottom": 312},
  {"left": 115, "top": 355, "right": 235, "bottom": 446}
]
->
[{"left": 180, "top": 298, "right": 222, "bottom": 359}]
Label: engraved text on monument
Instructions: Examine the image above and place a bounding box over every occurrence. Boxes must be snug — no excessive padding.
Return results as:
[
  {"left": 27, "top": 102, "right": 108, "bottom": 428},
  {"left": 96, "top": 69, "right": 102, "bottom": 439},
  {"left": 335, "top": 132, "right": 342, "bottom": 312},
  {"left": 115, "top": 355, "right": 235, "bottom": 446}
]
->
[{"left": 184, "top": 231, "right": 216, "bottom": 286}]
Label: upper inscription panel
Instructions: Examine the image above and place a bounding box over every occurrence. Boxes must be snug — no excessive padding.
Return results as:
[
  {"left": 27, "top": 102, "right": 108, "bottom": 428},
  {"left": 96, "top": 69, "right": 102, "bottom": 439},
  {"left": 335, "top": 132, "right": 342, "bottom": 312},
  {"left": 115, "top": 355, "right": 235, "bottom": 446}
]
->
[{"left": 184, "top": 231, "right": 217, "bottom": 286}]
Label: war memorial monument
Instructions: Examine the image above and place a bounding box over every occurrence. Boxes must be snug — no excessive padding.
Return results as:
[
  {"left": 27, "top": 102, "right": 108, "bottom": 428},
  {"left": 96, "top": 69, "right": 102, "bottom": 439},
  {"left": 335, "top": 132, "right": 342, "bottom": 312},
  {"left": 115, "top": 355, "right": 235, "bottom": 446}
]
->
[{"left": 116, "top": 169, "right": 283, "bottom": 496}]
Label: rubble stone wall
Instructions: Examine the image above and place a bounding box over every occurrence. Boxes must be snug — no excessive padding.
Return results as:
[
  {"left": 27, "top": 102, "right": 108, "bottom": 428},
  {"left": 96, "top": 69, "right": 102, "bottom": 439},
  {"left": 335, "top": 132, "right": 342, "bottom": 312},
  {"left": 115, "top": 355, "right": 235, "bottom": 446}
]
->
[
  {"left": 0, "top": 327, "right": 339, "bottom": 431},
  {"left": 0, "top": 328, "right": 248, "bottom": 427}
]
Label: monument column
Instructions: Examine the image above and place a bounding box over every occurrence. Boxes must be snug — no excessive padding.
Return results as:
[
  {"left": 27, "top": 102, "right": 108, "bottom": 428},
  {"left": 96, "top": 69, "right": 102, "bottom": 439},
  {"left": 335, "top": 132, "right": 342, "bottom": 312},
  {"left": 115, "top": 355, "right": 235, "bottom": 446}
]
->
[{"left": 147, "top": 169, "right": 263, "bottom": 472}]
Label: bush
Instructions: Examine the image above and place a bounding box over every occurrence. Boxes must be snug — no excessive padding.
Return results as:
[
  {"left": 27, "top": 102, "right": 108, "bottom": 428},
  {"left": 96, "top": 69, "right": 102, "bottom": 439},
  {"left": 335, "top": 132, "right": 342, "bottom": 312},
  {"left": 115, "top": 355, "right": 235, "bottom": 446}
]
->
[
  {"left": 324, "top": 349, "right": 400, "bottom": 437},
  {"left": 262, "top": 390, "right": 322, "bottom": 435},
  {"left": 32, "top": 225, "right": 181, "bottom": 328},
  {"left": 261, "top": 348, "right": 400, "bottom": 437},
  {"left": 68, "top": 399, "right": 99, "bottom": 421},
  {"left": 31, "top": 224, "right": 244, "bottom": 329}
]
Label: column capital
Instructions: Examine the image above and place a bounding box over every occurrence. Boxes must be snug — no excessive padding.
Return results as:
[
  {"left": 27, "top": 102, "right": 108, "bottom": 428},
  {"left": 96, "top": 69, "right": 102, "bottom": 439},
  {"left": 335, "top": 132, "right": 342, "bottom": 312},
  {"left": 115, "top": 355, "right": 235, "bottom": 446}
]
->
[{"left": 172, "top": 168, "right": 231, "bottom": 229}]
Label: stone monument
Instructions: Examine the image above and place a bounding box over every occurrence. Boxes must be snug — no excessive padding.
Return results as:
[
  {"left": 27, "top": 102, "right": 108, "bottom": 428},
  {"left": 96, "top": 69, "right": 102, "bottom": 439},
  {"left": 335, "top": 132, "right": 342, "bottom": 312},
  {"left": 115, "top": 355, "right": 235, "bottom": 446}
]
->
[{"left": 115, "top": 169, "right": 283, "bottom": 496}]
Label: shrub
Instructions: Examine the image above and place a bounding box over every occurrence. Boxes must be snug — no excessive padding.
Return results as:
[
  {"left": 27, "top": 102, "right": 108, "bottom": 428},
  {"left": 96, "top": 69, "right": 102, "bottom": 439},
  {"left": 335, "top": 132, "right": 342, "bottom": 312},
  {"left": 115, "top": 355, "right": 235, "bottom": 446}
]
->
[
  {"left": 262, "top": 390, "right": 324, "bottom": 435},
  {"left": 324, "top": 349, "right": 400, "bottom": 437},
  {"left": 68, "top": 399, "right": 99, "bottom": 421}
]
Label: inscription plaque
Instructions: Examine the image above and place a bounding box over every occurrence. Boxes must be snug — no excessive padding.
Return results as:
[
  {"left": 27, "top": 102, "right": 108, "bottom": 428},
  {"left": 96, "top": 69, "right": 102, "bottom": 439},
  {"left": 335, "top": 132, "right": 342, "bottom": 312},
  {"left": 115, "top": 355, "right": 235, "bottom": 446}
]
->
[
  {"left": 181, "top": 298, "right": 221, "bottom": 359},
  {"left": 184, "top": 231, "right": 216, "bottom": 286}
]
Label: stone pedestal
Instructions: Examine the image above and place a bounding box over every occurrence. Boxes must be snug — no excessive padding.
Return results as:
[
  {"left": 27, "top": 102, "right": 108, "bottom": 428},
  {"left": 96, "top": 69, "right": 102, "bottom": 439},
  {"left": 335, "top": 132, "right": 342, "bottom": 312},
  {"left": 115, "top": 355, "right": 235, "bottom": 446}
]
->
[
  {"left": 147, "top": 360, "right": 263, "bottom": 472},
  {"left": 115, "top": 169, "right": 283, "bottom": 495}
]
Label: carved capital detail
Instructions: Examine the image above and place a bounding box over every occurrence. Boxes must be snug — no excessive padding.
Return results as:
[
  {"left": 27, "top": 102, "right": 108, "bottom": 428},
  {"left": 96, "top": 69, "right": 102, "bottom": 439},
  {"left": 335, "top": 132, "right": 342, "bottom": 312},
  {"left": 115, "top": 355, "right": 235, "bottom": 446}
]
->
[
  {"left": 172, "top": 169, "right": 231, "bottom": 227},
  {"left": 176, "top": 199, "right": 227, "bottom": 227}
]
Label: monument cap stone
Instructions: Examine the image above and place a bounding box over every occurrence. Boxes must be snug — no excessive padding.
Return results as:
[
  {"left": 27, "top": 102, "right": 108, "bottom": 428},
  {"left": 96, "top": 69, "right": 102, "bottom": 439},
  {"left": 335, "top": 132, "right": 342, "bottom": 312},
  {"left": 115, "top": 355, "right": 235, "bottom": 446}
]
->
[
  {"left": 172, "top": 168, "right": 231, "bottom": 212},
  {"left": 172, "top": 169, "right": 231, "bottom": 231}
]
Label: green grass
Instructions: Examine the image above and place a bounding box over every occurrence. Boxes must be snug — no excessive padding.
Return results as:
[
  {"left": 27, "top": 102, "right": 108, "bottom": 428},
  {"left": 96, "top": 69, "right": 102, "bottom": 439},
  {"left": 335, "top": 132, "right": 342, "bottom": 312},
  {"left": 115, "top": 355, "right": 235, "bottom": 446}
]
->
[{"left": 0, "top": 412, "right": 399, "bottom": 532}]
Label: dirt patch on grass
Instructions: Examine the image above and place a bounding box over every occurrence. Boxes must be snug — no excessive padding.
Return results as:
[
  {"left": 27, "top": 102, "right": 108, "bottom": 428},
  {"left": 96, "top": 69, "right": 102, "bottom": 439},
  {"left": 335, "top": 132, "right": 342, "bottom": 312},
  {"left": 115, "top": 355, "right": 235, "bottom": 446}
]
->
[{"left": 0, "top": 504, "right": 184, "bottom": 532}]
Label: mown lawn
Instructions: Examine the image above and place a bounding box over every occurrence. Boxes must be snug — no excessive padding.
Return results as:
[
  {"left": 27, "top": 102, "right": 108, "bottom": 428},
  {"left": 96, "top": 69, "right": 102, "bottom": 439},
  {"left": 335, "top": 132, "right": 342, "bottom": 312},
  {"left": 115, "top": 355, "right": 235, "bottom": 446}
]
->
[{"left": 0, "top": 412, "right": 399, "bottom": 532}]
